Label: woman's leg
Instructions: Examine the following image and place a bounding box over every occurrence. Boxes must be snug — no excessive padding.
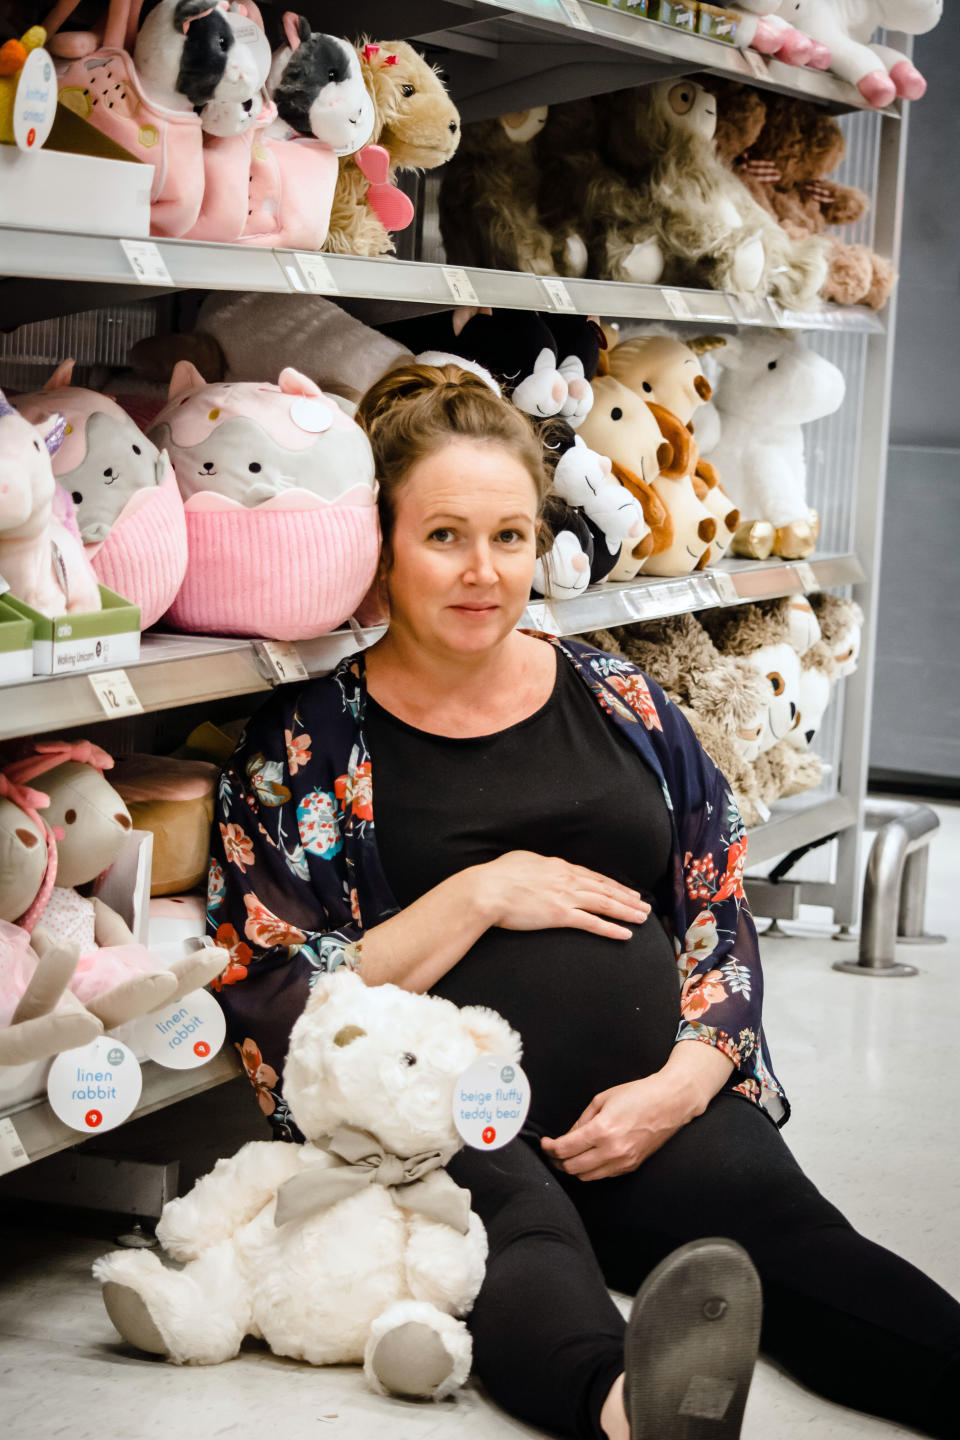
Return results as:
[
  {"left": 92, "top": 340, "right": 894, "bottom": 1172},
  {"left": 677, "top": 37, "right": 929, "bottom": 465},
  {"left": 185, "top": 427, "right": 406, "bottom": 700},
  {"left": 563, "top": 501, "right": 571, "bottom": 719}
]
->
[
  {"left": 447, "top": 1137, "right": 626, "bottom": 1439},
  {"left": 564, "top": 1093, "right": 960, "bottom": 1439}
]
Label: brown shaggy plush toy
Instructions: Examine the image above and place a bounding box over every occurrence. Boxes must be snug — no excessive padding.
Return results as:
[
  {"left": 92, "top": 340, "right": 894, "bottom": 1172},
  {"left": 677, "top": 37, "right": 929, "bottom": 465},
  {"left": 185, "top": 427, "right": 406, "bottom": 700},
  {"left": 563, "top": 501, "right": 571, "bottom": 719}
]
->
[
  {"left": 590, "top": 78, "right": 827, "bottom": 307},
  {"left": 439, "top": 108, "right": 584, "bottom": 276},
  {"left": 324, "top": 41, "right": 460, "bottom": 256},
  {"left": 536, "top": 96, "right": 665, "bottom": 283},
  {"left": 706, "top": 79, "right": 896, "bottom": 310}
]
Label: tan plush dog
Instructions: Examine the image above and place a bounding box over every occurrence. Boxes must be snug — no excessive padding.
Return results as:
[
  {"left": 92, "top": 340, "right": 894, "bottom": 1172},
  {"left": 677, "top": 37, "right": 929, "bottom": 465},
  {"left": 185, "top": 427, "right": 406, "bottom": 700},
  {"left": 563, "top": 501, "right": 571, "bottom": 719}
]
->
[{"left": 324, "top": 41, "right": 460, "bottom": 256}]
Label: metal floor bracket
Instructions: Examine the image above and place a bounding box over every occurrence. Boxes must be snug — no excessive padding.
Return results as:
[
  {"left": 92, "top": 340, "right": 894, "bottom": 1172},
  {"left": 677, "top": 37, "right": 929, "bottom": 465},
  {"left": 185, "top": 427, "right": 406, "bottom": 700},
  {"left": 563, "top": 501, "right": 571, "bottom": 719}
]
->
[{"left": 834, "top": 799, "right": 946, "bottom": 978}]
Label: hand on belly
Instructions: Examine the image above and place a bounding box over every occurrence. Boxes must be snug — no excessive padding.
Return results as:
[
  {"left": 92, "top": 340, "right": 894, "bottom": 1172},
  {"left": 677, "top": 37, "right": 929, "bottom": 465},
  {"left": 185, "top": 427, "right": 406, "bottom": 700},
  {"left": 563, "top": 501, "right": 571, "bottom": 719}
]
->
[{"left": 475, "top": 850, "right": 651, "bottom": 940}]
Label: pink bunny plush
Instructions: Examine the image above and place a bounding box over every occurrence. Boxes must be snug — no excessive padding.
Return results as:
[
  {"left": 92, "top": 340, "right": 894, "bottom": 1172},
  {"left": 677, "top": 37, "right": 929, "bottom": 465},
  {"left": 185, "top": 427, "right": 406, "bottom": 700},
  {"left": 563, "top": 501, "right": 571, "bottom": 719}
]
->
[
  {"left": 0, "top": 390, "right": 102, "bottom": 617},
  {"left": 150, "top": 364, "right": 380, "bottom": 639},
  {"left": 15, "top": 362, "right": 188, "bottom": 629}
]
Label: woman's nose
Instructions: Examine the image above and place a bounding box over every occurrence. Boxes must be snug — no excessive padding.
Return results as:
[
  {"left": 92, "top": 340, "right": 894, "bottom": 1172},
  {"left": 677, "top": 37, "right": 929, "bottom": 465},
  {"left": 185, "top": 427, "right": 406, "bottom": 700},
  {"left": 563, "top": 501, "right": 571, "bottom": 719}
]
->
[{"left": 465, "top": 544, "right": 497, "bottom": 582}]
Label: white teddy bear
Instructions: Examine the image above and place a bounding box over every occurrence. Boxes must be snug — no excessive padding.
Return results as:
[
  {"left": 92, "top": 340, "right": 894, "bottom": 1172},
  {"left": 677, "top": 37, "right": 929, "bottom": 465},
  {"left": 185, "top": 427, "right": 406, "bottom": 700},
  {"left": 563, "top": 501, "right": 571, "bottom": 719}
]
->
[{"left": 93, "top": 970, "right": 521, "bottom": 1400}]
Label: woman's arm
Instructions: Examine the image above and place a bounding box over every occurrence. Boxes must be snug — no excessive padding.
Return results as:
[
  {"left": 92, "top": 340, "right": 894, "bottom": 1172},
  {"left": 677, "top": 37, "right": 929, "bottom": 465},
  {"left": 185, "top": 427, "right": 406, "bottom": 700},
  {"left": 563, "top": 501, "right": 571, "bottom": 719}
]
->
[{"left": 359, "top": 851, "right": 651, "bottom": 992}]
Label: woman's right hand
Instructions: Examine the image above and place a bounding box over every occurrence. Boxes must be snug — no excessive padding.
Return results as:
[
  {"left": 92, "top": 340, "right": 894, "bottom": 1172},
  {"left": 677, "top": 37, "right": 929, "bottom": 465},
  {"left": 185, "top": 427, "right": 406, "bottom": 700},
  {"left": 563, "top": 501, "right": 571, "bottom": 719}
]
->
[{"left": 473, "top": 851, "right": 651, "bottom": 940}]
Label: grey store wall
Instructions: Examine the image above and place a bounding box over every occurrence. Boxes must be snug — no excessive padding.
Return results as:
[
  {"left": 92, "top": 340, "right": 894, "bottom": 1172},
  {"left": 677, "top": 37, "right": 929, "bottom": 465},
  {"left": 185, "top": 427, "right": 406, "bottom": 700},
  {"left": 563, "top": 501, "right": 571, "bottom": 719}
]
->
[{"left": 870, "top": 10, "right": 960, "bottom": 791}]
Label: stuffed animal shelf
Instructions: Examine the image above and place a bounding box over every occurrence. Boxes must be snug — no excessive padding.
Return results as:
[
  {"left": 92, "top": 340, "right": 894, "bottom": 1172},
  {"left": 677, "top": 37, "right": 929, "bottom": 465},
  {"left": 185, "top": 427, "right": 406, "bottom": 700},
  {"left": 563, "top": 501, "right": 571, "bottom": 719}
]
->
[{"left": 95, "top": 969, "right": 520, "bottom": 1400}]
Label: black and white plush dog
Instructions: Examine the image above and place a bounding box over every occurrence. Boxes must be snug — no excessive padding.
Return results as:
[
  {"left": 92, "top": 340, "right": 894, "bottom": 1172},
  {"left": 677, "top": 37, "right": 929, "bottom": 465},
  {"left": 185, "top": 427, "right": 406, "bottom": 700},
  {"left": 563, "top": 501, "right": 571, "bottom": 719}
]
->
[
  {"left": 265, "top": 13, "right": 374, "bottom": 156},
  {"left": 135, "top": 0, "right": 269, "bottom": 114}
]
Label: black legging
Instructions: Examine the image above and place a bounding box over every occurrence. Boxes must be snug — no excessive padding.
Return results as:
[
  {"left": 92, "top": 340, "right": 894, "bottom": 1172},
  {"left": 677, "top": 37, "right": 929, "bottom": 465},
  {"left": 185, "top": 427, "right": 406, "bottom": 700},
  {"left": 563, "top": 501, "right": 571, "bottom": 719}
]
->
[{"left": 448, "top": 1095, "right": 960, "bottom": 1440}]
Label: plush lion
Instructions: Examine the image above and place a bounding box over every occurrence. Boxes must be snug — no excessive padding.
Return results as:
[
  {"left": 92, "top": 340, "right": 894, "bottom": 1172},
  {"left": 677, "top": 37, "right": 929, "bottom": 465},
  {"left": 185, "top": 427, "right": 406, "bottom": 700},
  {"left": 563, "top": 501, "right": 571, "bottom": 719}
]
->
[{"left": 324, "top": 41, "right": 460, "bottom": 256}]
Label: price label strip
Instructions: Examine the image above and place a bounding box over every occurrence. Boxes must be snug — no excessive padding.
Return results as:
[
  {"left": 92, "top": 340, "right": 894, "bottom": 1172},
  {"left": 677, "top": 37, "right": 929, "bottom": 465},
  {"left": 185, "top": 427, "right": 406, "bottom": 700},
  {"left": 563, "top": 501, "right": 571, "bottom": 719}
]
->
[
  {"left": 47, "top": 1036, "right": 142, "bottom": 1135},
  {"left": 120, "top": 239, "right": 174, "bottom": 287},
  {"left": 541, "top": 277, "right": 577, "bottom": 313},
  {"left": 662, "top": 289, "right": 692, "bottom": 320},
  {"left": 442, "top": 267, "right": 480, "bottom": 306},
  {"left": 557, "top": 0, "right": 594, "bottom": 28},
  {"left": 742, "top": 49, "right": 769, "bottom": 80},
  {"left": 453, "top": 1055, "right": 531, "bottom": 1150},
  {"left": 712, "top": 571, "right": 741, "bottom": 606},
  {"left": 89, "top": 668, "right": 144, "bottom": 718},
  {"left": 792, "top": 561, "right": 820, "bottom": 593},
  {"left": 136, "top": 989, "right": 226, "bottom": 1071},
  {"left": 258, "top": 640, "right": 309, "bottom": 684},
  {"left": 294, "top": 252, "right": 340, "bottom": 295},
  {"left": 0, "top": 1116, "right": 29, "bottom": 1177}
]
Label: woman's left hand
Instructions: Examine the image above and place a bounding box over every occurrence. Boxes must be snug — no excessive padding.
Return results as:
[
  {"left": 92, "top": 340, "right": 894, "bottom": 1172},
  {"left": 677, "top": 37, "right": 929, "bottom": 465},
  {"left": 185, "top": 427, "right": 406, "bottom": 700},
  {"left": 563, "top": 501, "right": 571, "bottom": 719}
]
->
[
  {"left": 540, "top": 1072, "right": 689, "bottom": 1182},
  {"left": 540, "top": 1042, "right": 736, "bottom": 1182}
]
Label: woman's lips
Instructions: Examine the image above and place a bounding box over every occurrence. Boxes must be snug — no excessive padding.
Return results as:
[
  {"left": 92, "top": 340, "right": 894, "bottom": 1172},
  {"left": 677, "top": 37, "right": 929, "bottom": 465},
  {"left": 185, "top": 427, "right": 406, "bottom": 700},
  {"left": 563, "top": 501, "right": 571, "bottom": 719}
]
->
[{"left": 450, "top": 603, "right": 498, "bottom": 614}]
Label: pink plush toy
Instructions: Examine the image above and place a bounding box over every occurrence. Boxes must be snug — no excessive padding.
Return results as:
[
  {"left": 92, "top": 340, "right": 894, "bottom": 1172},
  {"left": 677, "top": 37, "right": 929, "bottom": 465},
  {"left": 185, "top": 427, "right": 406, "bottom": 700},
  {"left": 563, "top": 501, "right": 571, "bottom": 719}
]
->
[
  {"left": 150, "top": 364, "right": 380, "bottom": 639},
  {"left": 0, "top": 390, "right": 102, "bottom": 617},
  {"left": 15, "top": 363, "right": 188, "bottom": 629},
  {"left": 3, "top": 743, "right": 227, "bottom": 1033}
]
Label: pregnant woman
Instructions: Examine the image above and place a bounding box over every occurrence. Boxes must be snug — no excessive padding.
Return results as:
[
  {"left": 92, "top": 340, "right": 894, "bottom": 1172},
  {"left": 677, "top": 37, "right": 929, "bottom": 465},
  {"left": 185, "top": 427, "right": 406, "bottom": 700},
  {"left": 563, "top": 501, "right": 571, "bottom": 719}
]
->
[{"left": 208, "top": 363, "right": 960, "bottom": 1439}]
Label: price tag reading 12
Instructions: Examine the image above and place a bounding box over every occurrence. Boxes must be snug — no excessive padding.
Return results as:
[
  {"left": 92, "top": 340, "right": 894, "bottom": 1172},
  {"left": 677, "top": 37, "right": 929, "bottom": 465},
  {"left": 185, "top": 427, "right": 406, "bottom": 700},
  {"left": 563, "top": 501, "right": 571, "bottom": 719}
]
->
[{"left": 453, "top": 1055, "right": 531, "bottom": 1150}]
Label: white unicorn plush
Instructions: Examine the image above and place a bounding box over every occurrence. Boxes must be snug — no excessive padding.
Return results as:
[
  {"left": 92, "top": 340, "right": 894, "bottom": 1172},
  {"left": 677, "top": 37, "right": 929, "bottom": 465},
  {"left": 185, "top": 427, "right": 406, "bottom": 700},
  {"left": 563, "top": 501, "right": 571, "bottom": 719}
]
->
[
  {"left": 767, "top": 0, "right": 942, "bottom": 106},
  {"left": 0, "top": 392, "right": 102, "bottom": 616}
]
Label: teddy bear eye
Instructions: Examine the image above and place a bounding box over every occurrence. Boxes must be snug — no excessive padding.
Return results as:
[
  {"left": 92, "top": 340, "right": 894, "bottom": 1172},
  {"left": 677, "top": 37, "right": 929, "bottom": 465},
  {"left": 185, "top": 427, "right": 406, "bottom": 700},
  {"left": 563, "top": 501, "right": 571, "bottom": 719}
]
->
[
  {"left": 668, "top": 84, "right": 695, "bottom": 115},
  {"left": 401, "top": 1052, "right": 417, "bottom": 1066},
  {"left": 132, "top": 443, "right": 142, "bottom": 455},
  {"left": 249, "top": 462, "right": 262, "bottom": 473},
  {"left": 64, "top": 808, "right": 77, "bottom": 824},
  {"left": 611, "top": 407, "right": 623, "bottom": 421},
  {"left": 767, "top": 360, "right": 778, "bottom": 370},
  {"left": 401, "top": 83, "right": 415, "bottom": 97},
  {"left": 72, "top": 491, "right": 83, "bottom": 505},
  {"left": 642, "top": 381, "right": 652, "bottom": 393}
]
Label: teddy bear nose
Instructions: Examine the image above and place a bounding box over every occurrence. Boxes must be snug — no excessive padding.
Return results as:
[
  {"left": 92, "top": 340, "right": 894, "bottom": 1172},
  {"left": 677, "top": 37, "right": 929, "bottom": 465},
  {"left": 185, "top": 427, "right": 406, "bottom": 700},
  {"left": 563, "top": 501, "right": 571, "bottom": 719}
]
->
[
  {"left": 103, "top": 466, "right": 114, "bottom": 477},
  {"left": 698, "top": 517, "right": 717, "bottom": 542},
  {"left": 203, "top": 461, "right": 215, "bottom": 471},
  {"left": 115, "top": 812, "right": 132, "bottom": 829}
]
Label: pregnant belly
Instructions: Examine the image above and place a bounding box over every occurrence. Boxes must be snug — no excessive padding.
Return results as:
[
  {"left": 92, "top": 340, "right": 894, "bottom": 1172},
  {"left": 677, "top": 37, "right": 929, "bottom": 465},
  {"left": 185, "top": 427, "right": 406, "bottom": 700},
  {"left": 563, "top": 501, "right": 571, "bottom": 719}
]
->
[{"left": 431, "top": 913, "right": 681, "bottom": 1139}]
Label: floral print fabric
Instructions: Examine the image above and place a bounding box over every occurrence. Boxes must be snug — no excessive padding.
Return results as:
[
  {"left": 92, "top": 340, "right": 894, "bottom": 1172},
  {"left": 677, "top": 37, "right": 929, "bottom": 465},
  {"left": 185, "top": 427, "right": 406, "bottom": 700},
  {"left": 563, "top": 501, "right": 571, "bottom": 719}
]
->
[{"left": 208, "top": 637, "right": 788, "bottom": 1137}]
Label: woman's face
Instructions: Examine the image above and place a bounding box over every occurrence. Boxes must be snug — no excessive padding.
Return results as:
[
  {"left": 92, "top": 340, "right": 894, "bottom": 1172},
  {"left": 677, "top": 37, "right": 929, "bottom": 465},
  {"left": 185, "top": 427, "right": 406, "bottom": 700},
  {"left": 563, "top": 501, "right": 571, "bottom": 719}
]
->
[{"left": 383, "top": 438, "right": 540, "bottom": 658}]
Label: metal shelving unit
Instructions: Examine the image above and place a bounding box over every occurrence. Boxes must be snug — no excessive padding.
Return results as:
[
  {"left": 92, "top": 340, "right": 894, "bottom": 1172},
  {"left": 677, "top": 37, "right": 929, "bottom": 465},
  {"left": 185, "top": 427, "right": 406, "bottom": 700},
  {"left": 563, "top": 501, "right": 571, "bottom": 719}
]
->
[{"left": 0, "top": 0, "right": 908, "bottom": 1152}]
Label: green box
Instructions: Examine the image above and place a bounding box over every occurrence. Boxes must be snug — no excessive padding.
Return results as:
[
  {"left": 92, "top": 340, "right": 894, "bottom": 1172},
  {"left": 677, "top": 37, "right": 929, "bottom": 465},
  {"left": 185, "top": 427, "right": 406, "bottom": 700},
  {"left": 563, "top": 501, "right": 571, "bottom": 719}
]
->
[
  {"left": 2, "top": 586, "right": 141, "bottom": 676},
  {"left": 0, "top": 595, "right": 35, "bottom": 684},
  {"left": 653, "top": 0, "right": 699, "bottom": 29},
  {"left": 696, "top": 2, "right": 741, "bottom": 41}
]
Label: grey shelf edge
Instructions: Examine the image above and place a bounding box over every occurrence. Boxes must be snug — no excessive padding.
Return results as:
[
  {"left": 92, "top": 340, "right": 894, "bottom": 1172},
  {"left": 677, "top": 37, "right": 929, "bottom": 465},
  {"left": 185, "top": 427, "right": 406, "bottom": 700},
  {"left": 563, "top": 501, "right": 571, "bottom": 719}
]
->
[
  {"left": 522, "top": 551, "right": 865, "bottom": 636},
  {"left": 0, "top": 556, "right": 863, "bottom": 739},
  {"left": 2, "top": 1049, "right": 242, "bottom": 1168},
  {"left": 744, "top": 792, "right": 858, "bottom": 866},
  {"left": 451, "top": 0, "right": 899, "bottom": 113},
  {"left": 0, "top": 226, "right": 886, "bottom": 334}
]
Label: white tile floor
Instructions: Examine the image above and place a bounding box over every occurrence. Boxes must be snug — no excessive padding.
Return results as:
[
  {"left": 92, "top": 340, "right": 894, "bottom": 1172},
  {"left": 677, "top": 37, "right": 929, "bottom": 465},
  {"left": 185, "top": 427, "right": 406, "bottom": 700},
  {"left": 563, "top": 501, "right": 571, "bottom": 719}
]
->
[{"left": 1, "top": 801, "right": 958, "bottom": 1440}]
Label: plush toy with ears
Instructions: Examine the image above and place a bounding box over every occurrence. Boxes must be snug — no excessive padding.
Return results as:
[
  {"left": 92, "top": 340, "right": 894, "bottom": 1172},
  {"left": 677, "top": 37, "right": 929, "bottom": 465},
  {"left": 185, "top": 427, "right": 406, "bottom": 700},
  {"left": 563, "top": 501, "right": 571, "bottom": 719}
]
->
[
  {"left": 6, "top": 743, "right": 227, "bottom": 1031},
  {"left": 439, "top": 108, "right": 568, "bottom": 276},
  {"left": 323, "top": 41, "right": 460, "bottom": 256},
  {"left": 810, "top": 593, "right": 864, "bottom": 675},
  {"left": 764, "top": 0, "right": 941, "bottom": 107},
  {"left": 94, "top": 970, "right": 520, "bottom": 1398},
  {"left": 0, "top": 391, "right": 102, "bottom": 617}
]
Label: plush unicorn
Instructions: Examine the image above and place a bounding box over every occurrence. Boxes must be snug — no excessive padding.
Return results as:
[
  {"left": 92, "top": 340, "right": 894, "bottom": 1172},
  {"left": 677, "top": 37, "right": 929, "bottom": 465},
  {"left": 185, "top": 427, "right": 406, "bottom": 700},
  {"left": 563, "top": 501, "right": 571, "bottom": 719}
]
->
[
  {"left": 0, "top": 391, "right": 102, "bottom": 616},
  {"left": 768, "top": 0, "right": 941, "bottom": 106}
]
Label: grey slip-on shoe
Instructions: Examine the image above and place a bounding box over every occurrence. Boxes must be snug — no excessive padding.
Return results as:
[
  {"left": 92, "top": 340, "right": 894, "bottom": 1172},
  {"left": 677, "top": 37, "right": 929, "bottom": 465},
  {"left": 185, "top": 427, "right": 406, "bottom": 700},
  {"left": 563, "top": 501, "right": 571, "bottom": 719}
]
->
[{"left": 625, "top": 1237, "right": 762, "bottom": 1439}]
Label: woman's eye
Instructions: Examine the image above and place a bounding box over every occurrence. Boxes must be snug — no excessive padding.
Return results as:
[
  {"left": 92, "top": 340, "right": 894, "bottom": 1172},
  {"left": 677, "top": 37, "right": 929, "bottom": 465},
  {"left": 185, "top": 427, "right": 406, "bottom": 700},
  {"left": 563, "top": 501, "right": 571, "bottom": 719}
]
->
[
  {"left": 497, "top": 529, "right": 523, "bottom": 543},
  {"left": 428, "top": 527, "right": 454, "bottom": 543}
]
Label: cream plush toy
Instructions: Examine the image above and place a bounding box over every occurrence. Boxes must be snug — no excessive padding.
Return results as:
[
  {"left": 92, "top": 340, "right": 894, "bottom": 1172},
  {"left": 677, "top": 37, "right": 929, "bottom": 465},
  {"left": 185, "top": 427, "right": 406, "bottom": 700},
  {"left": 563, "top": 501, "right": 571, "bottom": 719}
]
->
[{"left": 94, "top": 970, "right": 520, "bottom": 1400}]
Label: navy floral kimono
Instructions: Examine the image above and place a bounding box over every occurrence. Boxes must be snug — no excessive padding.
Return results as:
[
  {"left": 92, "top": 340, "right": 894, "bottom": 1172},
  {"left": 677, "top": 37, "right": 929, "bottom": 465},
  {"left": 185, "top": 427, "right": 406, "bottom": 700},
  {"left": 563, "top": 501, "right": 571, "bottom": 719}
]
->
[{"left": 207, "top": 636, "right": 788, "bottom": 1140}]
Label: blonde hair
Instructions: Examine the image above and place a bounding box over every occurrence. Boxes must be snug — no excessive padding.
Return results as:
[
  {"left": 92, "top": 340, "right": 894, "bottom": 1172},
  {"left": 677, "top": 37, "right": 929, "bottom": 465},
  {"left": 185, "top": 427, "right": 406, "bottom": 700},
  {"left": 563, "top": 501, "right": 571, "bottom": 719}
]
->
[{"left": 356, "top": 362, "right": 551, "bottom": 558}]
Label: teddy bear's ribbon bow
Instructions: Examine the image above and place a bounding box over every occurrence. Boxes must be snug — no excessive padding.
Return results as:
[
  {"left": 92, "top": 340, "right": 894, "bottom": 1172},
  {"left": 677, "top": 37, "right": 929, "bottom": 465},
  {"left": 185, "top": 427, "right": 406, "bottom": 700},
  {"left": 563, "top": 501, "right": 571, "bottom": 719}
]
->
[{"left": 274, "top": 1126, "right": 471, "bottom": 1234}]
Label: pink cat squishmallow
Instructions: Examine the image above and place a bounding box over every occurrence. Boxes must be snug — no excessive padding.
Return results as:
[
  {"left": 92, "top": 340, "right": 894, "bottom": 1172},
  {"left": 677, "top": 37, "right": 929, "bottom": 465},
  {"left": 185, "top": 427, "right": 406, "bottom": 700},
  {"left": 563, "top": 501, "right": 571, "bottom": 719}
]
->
[
  {"left": 149, "top": 362, "right": 376, "bottom": 504},
  {"left": 15, "top": 361, "right": 188, "bottom": 630},
  {"left": 153, "top": 364, "right": 380, "bottom": 640}
]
